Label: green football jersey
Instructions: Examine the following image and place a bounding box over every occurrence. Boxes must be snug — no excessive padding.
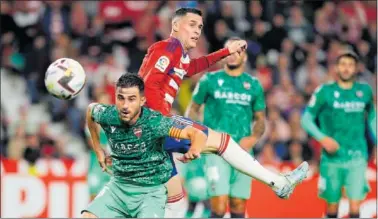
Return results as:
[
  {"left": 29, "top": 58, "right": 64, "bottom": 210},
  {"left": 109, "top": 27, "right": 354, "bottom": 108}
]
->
[
  {"left": 305, "top": 82, "right": 376, "bottom": 162},
  {"left": 91, "top": 104, "right": 174, "bottom": 186},
  {"left": 192, "top": 70, "right": 266, "bottom": 144}
]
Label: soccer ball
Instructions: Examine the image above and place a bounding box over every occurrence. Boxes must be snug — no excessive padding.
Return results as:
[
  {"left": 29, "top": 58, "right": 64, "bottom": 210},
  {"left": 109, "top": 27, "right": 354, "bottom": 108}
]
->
[{"left": 45, "top": 58, "right": 86, "bottom": 100}]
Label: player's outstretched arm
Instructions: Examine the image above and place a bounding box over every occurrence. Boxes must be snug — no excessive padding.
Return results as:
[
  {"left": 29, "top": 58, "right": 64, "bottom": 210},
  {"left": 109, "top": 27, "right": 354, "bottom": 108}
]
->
[
  {"left": 86, "top": 103, "right": 109, "bottom": 172},
  {"left": 187, "top": 40, "right": 247, "bottom": 76},
  {"left": 168, "top": 126, "right": 207, "bottom": 162}
]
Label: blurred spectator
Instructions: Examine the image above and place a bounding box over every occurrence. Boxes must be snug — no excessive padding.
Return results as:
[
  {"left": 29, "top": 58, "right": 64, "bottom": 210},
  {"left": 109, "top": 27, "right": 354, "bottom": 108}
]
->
[
  {"left": 288, "top": 109, "right": 307, "bottom": 143},
  {"left": 264, "top": 13, "right": 288, "bottom": 52},
  {"left": 285, "top": 141, "right": 304, "bottom": 166},
  {"left": 271, "top": 53, "right": 294, "bottom": 86},
  {"left": 23, "top": 34, "right": 50, "bottom": 103},
  {"left": 257, "top": 142, "right": 282, "bottom": 170},
  {"left": 295, "top": 53, "right": 327, "bottom": 92},
  {"left": 42, "top": 1, "right": 71, "bottom": 40},
  {"left": 253, "top": 55, "right": 273, "bottom": 91},
  {"left": 285, "top": 6, "right": 313, "bottom": 46},
  {"left": 127, "top": 37, "right": 149, "bottom": 73}
]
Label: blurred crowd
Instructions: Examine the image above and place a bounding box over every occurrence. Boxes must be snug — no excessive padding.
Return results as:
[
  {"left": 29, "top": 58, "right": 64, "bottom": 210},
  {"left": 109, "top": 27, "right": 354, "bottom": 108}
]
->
[{"left": 1, "top": 1, "right": 377, "bottom": 169}]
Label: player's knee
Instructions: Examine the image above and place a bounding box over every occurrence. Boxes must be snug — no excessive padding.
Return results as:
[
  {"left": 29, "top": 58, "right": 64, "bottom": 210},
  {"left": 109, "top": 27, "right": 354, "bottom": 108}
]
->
[
  {"left": 81, "top": 211, "right": 98, "bottom": 218},
  {"left": 210, "top": 196, "right": 228, "bottom": 215},
  {"left": 230, "top": 198, "right": 246, "bottom": 213}
]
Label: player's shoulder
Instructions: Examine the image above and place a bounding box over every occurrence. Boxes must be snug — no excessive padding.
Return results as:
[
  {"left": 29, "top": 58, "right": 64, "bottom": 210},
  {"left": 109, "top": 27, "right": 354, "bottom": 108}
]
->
[
  {"left": 199, "top": 70, "right": 222, "bottom": 81},
  {"left": 242, "top": 72, "right": 260, "bottom": 82},
  {"left": 315, "top": 81, "right": 336, "bottom": 93},
  {"left": 355, "top": 81, "right": 372, "bottom": 90},
  {"left": 142, "top": 107, "right": 164, "bottom": 120},
  {"left": 151, "top": 38, "right": 183, "bottom": 54},
  {"left": 90, "top": 103, "right": 114, "bottom": 115}
]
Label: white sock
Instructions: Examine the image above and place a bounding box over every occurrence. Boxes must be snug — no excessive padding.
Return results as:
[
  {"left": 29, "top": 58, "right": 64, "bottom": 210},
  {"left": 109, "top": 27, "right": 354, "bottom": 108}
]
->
[
  {"left": 164, "top": 194, "right": 185, "bottom": 218},
  {"left": 218, "top": 134, "right": 286, "bottom": 189}
]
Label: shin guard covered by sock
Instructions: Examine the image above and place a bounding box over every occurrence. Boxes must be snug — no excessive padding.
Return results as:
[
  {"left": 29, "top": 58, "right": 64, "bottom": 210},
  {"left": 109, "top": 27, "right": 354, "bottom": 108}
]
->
[
  {"left": 217, "top": 134, "right": 286, "bottom": 189},
  {"left": 164, "top": 193, "right": 185, "bottom": 218}
]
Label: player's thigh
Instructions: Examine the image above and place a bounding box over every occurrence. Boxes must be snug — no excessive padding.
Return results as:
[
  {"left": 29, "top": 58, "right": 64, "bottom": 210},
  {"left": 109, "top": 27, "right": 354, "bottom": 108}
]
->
[
  {"left": 204, "top": 154, "right": 231, "bottom": 197},
  {"left": 318, "top": 162, "right": 344, "bottom": 203},
  {"left": 344, "top": 159, "right": 370, "bottom": 201},
  {"left": 137, "top": 185, "right": 168, "bottom": 218},
  {"left": 166, "top": 174, "right": 184, "bottom": 198},
  {"left": 82, "top": 181, "right": 127, "bottom": 218},
  {"left": 230, "top": 168, "right": 252, "bottom": 200}
]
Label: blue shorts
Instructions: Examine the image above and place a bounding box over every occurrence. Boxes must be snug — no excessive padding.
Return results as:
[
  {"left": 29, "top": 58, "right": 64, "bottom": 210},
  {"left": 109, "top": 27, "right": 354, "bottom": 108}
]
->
[{"left": 164, "top": 115, "right": 209, "bottom": 177}]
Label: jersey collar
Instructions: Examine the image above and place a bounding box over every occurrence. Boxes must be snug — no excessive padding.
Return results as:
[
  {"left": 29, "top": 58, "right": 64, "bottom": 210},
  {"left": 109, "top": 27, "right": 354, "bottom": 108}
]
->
[{"left": 169, "top": 36, "right": 188, "bottom": 57}]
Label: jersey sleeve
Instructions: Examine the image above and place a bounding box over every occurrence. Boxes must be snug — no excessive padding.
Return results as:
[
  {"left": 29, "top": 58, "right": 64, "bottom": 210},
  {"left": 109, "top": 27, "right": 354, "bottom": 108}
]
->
[
  {"left": 154, "top": 115, "right": 179, "bottom": 139},
  {"left": 187, "top": 48, "right": 230, "bottom": 77},
  {"left": 252, "top": 80, "right": 266, "bottom": 112},
  {"left": 192, "top": 74, "right": 210, "bottom": 105},
  {"left": 305, "top": 85, "right": 326, "bottom": 115},
  {"left": 91, "top": 103, "right": 110, "bottom": 125}
]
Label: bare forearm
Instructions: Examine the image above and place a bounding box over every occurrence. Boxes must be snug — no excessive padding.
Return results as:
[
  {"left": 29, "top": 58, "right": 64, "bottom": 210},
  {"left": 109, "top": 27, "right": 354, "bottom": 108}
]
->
[
  {"left": 86, "top": 105, "right": 102, "bottom": 153},
  {"left": 252, "top": 117, "right": 265, "bottom": 139}
]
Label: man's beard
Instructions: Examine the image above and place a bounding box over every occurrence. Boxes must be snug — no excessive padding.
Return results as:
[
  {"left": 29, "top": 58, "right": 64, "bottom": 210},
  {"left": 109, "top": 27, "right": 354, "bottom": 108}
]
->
[
  {"left": 227, "top": 63, "right": 242, "bottom": 70},
  {"left": 338, "top": 72, "right": 355, "bottom": 82}
]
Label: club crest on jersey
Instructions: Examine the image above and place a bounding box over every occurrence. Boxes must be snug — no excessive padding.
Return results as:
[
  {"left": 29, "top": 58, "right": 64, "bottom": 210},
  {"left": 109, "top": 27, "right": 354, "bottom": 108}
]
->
[
  {"left": 243, "top": 82, "right": 251, "bottom": 90},
  {"left": 133, "top": 127, "right": 142, "bottom": 138},
  {"left": 356, "top": 90, "right": 363, "bottom": 98},
  {"left": 218, "top": 79, "right": 224, "bottom": 86},
  {"left": 155, "top": 56, "right": 170, "bottom": 72},
  {"left": 334, "top": 91, "right": 340, "bottom": 98}
]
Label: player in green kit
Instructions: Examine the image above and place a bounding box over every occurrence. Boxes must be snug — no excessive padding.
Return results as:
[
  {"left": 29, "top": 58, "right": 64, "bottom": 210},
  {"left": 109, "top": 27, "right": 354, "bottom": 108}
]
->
[
  {"left": 81, "top": 73, "right": 208, "bottom": 218},
  {"left": 301, "top": 52, "right": 377, "bottom": 218},
  {"left": 187, "top": 37, "right": 266, "bottom": 218}
]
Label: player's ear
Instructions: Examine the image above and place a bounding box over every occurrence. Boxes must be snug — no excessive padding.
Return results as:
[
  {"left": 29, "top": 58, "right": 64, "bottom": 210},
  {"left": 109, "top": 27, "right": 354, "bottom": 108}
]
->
[
  {"left": 172, "top": 19, "right": 179, "bottom": 32},
  {"left": 140, "top": 94, "right": 146, "bottom": 106}
]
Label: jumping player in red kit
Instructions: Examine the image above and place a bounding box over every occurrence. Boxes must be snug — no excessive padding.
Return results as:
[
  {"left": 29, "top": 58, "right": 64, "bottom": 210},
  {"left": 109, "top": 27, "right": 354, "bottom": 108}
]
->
[{"left": 138, "top": 8, "right": 309, "bottom": 218}]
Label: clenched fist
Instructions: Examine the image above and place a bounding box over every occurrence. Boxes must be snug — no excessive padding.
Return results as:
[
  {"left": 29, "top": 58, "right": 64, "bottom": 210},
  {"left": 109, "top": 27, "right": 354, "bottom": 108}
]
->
[{"left": 226, "top": 40, "right": 247, "bottom": 54}]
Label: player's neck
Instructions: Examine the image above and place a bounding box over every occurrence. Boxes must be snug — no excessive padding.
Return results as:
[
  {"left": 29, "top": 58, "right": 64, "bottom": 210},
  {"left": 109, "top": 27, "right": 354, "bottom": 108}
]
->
[
  {"left": 225, "top": 67, "right": 243, "bottom": 77},
  {"left": 126, "top": 108, "right": 143, "bottom": 126},
  {"left": 337, "top": 80, "right": 354, "bottom": 90},
  {"left": 170, "top": 34, "right": 188, "bottom": 53}
]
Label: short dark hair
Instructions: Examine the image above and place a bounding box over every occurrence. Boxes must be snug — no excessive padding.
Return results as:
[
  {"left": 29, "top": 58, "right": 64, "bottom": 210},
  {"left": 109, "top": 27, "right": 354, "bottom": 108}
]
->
[
  {"left": 336, "top": 52, "right": 359, "bottom": 64},
  {"left": 116, "top": 73, "right": 144, "bottom": 93},
  {"left": 173, "top": 7, "right": 202, "bottom": 20}
]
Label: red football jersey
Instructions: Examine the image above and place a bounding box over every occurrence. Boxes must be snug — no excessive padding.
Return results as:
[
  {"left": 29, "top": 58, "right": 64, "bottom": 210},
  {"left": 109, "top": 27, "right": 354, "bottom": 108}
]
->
[{"left": 139, "top": 37, "right": 230, "bottom": 115}]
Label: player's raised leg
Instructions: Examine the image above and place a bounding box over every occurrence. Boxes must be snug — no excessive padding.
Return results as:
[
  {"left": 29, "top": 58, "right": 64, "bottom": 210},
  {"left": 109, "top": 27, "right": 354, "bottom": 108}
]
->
[
  {"left": 170, "top": 115, "right": 308, "bottom": 199},
  {"left": 202, "top": 129, "right": 309, "bottom": 198}
]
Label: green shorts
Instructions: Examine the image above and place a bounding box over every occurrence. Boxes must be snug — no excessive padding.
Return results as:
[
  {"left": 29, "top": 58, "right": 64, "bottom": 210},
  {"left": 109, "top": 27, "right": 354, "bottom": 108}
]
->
[
  {"left": 82, "top": 178, "right": 167, "bottom": 218},
  {"left": 318, "top": 159, "right": 370, "bottom": 203},
  {"left": 204, "top": 154, "right": 251, "bottom": 200},
  {"left": 181, "top": 156, "right": 209, "bottom": 202}
]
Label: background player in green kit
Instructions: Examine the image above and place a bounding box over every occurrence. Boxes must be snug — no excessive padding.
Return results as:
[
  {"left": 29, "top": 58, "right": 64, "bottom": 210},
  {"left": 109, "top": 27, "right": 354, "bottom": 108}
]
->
[
  {"left": 301, "top": 53, "right": 377, "bottom": 218},
  {"left": 81, "top": 73, "right": 207, "bottom": 218},
  {"left": 186, "top": 37, "right": 267, "bottom": 218}
]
